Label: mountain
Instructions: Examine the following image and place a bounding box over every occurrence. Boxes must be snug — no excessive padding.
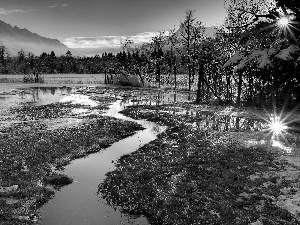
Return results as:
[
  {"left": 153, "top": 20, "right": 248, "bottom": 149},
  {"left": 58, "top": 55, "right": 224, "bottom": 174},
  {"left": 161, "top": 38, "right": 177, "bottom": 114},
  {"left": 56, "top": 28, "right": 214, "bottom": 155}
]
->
[
  {"left": 0, "top": 20, "right": 75, "bottom": 56},
  {"left": 72, "top": 47, "right": 122, "bottom": 57}
]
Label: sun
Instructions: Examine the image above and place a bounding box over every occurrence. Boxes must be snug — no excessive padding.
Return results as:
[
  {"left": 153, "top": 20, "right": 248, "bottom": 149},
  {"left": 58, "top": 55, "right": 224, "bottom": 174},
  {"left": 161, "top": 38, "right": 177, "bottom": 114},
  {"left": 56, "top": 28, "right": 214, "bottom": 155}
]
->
[
  {"left": 278, "top": 17, "right": 289, "bottom": 27},
  {"left": 268, "top": 115, "right": 288, "bottom": 136}
]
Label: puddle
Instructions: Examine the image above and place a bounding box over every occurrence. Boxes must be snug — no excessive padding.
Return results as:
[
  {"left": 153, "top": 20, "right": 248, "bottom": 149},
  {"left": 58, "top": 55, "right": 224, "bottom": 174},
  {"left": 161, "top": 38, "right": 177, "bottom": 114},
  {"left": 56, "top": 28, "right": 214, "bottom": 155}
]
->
[
  {"left": 0, "top": 87, "right": 72, "bottom": 120},
  {"left": 0, "top": 86, "right": 73, "bottom": 107},
  {"left": 0, "top": 87, "right": 102, "bottom": 131}
]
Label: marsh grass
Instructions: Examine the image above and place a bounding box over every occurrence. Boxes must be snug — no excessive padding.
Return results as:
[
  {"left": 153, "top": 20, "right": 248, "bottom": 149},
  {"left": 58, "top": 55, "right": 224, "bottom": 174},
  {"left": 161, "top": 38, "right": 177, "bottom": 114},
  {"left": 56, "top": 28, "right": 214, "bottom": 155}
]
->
[
  {"left": 0, "top": 77, "right": 23, "bottom": 83},
  {"left": 0, "top": 95, "right": 143, "bottom": 224},
  {"left": 99, "top": 105, "right": 299, "bottom": 225},
  {"left": 23, "top": 74, "right": 45, "bottom": 83}
]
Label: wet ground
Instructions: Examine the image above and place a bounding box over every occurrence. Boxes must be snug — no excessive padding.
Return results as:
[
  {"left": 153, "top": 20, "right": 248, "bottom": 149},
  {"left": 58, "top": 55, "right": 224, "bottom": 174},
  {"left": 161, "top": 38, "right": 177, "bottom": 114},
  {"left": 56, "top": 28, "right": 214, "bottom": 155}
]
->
[
  {"left": 0, "top": 74, "right": 106, "bottom": 84},
  {"left": 39, "top": 95, "right": 167, "bottom": 225},
  {"left": 101, "top": 104, "right": 300, "bottom": 225},
  {"left": 0, "top": 85, "right": 194, "bottom": 224},
  {"left": 0, "top": 85, "right": 143, "bottom": 224},
  {"left": 1, "top": 84, "right": 300, "bottom": 225}
]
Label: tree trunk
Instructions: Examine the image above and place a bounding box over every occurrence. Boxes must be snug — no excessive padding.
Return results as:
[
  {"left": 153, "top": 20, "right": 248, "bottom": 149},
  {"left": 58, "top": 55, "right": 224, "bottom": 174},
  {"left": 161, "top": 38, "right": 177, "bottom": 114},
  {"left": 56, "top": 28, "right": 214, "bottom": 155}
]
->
[
  {"left": 156, "top": 63, "right": 161, "bottom": 88},
  {"left": 236, "top": 71, "right": 243, "bottom": 108},
  {"left": 235, "top": 117, "right": 240, "bottom": 130},
  {"left": 198, "top": 66, "right": 223, "bottom": 103},
  {"left": 174, "top": 65, "right": 177, "bottom": 90},
  {"left": 248, "top": 68, "right": 254, "bottom": 105},
  {"left": 34, "top": 69, "right": 39, "bottom": 83},
  {"left": 196, "top": 65, "right": 203, "bottom": 104},
  {"left": 110, "top": 69, "right": 113, "bottom": 84},
  {"left": 226, "top": 74, "right": 231, "bottom": 102},
  {"left": 136, "top": 68, "right": 144, "bottom": 86},
  {"left": 188, "top": 64, "right": 191, "bottom": 91},
  {"left": 35, "top": 73, "right": 39, "bottom": 83}
]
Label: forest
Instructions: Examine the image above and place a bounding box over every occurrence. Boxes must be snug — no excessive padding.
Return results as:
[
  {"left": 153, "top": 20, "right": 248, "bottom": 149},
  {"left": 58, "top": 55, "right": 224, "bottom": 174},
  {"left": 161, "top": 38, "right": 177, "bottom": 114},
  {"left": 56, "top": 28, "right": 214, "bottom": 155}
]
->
[{"left": 0, "top": 0, "right": 299, "bottom": 109}]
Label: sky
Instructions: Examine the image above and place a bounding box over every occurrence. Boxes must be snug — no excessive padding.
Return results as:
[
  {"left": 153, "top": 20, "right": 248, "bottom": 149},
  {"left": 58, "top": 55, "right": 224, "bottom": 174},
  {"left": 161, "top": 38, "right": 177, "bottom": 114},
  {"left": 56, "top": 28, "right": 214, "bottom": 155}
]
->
[{"left": 0, "top": 0, "right": 227, "bottom": 55}]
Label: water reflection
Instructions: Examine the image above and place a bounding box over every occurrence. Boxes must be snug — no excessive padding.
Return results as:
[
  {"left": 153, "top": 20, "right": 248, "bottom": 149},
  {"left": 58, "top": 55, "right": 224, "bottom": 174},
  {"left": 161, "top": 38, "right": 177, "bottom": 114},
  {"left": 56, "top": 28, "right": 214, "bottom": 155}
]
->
[
  {"left": 0, "top": 87, "right": 73, "bottom": 108},
  {"left": 154, "top": 107, "right": 267, "bottom": 132},
  {"left": 128, "top": 91, "right": 195, "bottom": 106},
  {"left": 105, "top": 98, "right": 165, "bottom": 135},
  {"left": 111, "top": 91, "right": 268, "bottom": 133},
  {"left": 0, "top": 87, "right": 95, "bottom": 131},
  {"left": 50, "top": 87, "right": 56, "bottom": 95},
  {"left": 191, "top": 114, "right": 267, "bottom": 132}
]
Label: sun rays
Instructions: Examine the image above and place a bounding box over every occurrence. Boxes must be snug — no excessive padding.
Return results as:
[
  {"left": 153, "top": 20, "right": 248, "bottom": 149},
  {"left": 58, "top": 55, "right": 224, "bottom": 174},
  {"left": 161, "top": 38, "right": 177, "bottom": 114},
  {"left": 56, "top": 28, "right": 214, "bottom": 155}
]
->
[
  {"left": 243, "top": 89, "right": 299, "bottom": 153},
  {"left": 275, "top": 15, "right": 300, "bottom": 41},
  {"left": 268, "top": 114, "right": 288, "bottom": 136},
  {"left": 278, "top": 17, "right": 289, "bottom": 27}
]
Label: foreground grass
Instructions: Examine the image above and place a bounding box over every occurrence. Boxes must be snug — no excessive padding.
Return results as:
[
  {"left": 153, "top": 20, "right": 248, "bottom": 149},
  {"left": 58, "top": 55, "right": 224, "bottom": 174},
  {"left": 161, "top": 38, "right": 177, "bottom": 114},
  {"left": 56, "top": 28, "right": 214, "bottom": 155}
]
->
[
  {"left": 99, "top": 105, "right": 299, "bottom": 225},
  {"left": 0, "top": 97, "right": 143, "bottom": 224}
]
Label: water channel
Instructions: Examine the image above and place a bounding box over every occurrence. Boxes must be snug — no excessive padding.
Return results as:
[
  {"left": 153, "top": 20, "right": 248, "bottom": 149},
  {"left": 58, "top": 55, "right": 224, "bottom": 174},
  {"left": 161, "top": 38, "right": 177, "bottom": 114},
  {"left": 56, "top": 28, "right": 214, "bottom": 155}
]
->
[
  {"left": 0, "top": 86, "right": 169, "bottom": 225},
  {"left": 1, "top": 85, "right": 290, "bottom": 224},
  {"left": 39, "top": 96, "right": 167, "bottom": 225}
]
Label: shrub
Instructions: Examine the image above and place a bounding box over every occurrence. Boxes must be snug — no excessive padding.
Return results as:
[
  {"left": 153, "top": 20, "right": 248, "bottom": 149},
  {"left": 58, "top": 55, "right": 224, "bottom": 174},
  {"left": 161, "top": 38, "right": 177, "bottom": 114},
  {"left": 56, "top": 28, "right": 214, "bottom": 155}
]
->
[
  {"left": 23, "top": 74, "right": 35, "bottom": 83},
  {"left": 23, "top": 74, "right": 45, "bottom": 83}
]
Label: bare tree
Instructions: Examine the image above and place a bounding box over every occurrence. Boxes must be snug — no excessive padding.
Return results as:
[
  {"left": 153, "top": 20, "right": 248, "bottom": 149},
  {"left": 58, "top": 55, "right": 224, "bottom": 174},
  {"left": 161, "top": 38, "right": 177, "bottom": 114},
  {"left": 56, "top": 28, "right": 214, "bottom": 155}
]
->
[{"left": 180, "top": 10, "right": 197, "bottom": 91}]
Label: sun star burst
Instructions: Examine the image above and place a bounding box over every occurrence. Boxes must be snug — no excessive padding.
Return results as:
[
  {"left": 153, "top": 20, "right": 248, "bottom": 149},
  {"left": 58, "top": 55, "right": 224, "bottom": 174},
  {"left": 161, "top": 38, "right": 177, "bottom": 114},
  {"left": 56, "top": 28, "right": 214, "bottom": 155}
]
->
[
  {"left": 278, "top": 17, "right": 289, "bottom": 27},
  {"left": 268, "top": 115, "right": 288, "bottom": 135}
]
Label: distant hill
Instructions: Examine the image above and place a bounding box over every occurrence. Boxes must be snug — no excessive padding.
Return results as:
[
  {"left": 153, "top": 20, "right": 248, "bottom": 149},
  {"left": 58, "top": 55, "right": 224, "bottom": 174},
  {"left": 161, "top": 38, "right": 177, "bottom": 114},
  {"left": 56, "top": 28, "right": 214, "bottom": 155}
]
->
[
  {"left": 72, "top": 47, "right": 122, "bottom": 57},
  {"left": 0, "top": 20, "right": 75, "bottom": 56}
]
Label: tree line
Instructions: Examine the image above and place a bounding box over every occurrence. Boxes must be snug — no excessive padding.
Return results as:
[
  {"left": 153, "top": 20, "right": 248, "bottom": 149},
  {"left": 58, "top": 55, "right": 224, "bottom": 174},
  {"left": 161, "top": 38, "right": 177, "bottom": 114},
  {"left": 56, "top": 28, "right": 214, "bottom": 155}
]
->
[
  {"left": 0, "top": 0, "right": 299, "bottom": 108},
  {"left": 0, "top": 49, "right": 114, "bottom": 75}
]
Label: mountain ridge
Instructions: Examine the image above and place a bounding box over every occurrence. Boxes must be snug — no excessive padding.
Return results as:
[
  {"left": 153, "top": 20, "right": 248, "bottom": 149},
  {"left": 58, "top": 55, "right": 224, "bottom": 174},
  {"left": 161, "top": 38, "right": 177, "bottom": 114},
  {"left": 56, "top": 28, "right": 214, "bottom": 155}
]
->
[
  {"left": 0, "top": 19, "right": 217, "bottom": 57},
  {"left": 0, "top": 20, "right": 75, "bottom": 56}
]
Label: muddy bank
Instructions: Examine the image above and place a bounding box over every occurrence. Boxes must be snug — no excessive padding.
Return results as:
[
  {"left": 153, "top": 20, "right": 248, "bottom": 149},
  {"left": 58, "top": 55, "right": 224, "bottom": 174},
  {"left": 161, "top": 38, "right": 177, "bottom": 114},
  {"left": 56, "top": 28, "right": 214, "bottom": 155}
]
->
[
  {"left": 99, "top": 105, "right": 300, "bottom": 225},
  {"left": 0, "top": 87, "right": 144, "bottom": 225}
]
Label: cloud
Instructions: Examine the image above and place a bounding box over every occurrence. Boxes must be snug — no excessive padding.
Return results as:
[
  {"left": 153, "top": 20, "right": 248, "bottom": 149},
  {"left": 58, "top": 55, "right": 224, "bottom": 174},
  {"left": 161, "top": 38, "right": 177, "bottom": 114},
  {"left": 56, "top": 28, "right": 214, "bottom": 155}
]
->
[
  {"left": 62, "top": 32, "right": 158, "bottom": 49},
  {"left": 48, "top": 3, "right": 70, "bottom": 8},
  {"left": 0, "top": 8, "right": 32, "bottom": 15}
]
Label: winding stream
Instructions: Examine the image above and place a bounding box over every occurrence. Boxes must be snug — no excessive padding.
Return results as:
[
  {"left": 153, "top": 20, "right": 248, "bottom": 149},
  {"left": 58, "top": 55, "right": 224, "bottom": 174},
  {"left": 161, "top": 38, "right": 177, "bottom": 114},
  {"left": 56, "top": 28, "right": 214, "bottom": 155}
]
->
[
  {"left": 39, "top": 96, "right": 166, "bottom": 225},
  {"left": 2, "top": 85, "right": 287, "bottom": 224}
]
